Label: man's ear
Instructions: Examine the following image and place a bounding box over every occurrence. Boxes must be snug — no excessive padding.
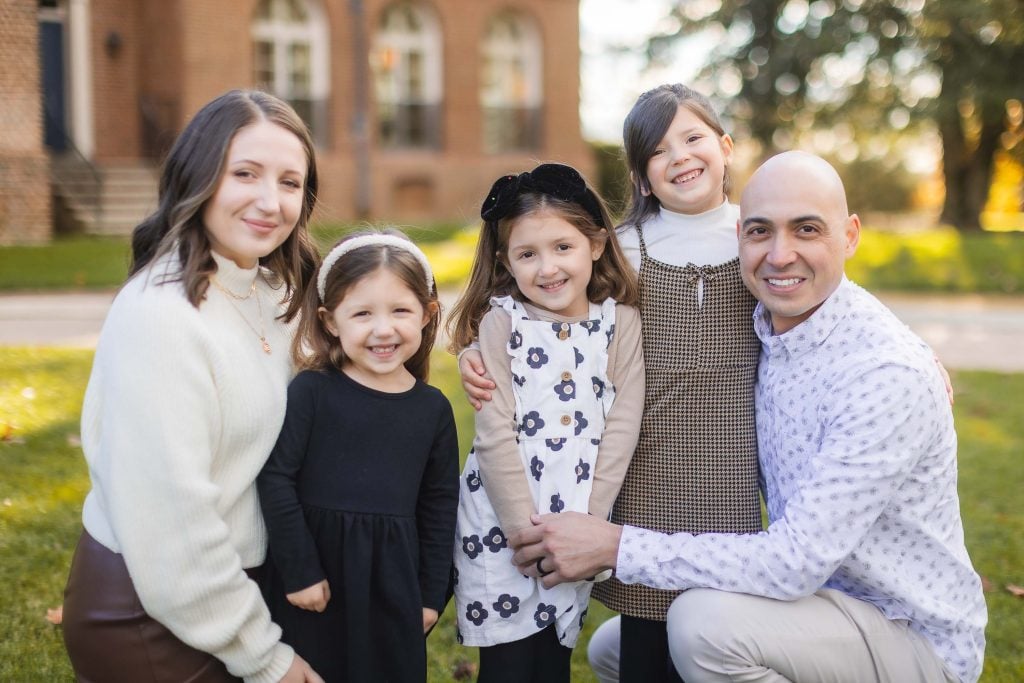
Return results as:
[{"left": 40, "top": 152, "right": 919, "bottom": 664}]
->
[{"left": 845, "top": 214, "right": 861, "bottom": 258}]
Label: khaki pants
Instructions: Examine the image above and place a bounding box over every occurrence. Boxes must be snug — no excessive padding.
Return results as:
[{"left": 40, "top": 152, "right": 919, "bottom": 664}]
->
[{"left": 665, "top": 588, "right": 957, "bottom": 683}]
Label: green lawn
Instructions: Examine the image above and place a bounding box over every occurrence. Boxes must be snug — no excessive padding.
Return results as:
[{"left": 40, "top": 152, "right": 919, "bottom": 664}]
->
[
  {"left": 1, "top": 349, "right": 1021, "bottom": 681},
  {"left": 3, "top": 226, "right": 1024, "bottom": 295}
]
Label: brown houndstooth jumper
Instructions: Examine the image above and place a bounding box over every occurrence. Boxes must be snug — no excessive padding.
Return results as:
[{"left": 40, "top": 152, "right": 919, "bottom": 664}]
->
[{"left": 592, "top": 225, "right": 763, "bottom": 620}]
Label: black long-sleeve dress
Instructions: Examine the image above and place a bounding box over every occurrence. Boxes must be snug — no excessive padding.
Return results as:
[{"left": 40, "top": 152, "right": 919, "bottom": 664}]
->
[{"left": 258, "top": 368, "right": 460, "bottom": 683}]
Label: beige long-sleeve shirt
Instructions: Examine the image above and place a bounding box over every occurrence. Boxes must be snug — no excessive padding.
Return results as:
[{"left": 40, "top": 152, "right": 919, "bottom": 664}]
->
[{"left": 472, "top": 300, "right": 645, "bottom": 535}]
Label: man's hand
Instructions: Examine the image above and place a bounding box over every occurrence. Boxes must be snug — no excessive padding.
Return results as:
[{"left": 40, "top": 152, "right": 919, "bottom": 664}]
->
[
  {"left": 279, "top": 653, "right": 325, "bottom": 682},
  {"left": 286, "top": 579, "right": 330, "bottom": 612},
  {"left": 509, "top": 512, "right": 623, "bottom": 588},
  {"left": 458, "top": 349, "right": 494, "bottom": 410}
]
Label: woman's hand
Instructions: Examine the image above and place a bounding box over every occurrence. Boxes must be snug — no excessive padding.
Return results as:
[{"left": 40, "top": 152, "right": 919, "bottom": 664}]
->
[
  {"left": 458, "top": 349, "right": 495, "bottom": 410},
  {"left": 280, "top": 653, "right": 325, "bottom": 683},
  {"left": 422, "top": 607, "right": 439, "bottom": 634},
  {"left": 286, "top": 580, "right": 330, "bottom": 612}
]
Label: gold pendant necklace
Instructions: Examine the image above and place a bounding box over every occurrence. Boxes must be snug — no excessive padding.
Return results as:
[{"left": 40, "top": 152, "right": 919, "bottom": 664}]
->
[{"left": 210, "top": 275, "right": 272, "bottom": 354}]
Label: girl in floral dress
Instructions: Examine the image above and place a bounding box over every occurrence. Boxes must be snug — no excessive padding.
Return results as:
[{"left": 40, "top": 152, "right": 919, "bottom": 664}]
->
[{"left": 447, "top": 164, "right": 644, "bottom": 682}]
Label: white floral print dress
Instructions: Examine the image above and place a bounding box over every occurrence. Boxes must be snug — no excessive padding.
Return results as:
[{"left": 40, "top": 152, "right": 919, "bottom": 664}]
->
[{"left": 454, "top": 295, "right": 617, "bottom": 648}]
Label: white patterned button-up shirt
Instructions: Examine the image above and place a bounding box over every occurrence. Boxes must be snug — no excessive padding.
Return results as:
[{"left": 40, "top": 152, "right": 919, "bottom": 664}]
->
[{"left": 616, "top": 277, "right": 987, "bottom": 683}]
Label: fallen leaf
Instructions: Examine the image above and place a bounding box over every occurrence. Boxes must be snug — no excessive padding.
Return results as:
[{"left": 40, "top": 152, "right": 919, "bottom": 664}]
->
[
  {"left": 1006, "top": 584, "right": 1024, "bottom": 598},
  {"left": 46, "top": 605, "right": 63, "bottom": 625},
  {"left": 452, "top": 660, "right": 477, "bottom": 681}
]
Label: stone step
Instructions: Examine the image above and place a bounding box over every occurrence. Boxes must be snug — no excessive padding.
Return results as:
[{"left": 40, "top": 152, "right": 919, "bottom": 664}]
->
[{"left": 51, "top": 156, "right": 160, "bottom": 235}]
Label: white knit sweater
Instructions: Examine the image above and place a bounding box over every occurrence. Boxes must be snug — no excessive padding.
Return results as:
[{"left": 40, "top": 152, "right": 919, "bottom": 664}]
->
[{"left": 80, "top": 250, "right": 295, "bottom": 683}]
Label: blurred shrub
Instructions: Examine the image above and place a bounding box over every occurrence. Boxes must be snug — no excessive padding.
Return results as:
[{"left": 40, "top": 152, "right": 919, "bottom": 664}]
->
[
  {"left": 848, "top": 227, "right": 1024, "bottom": 293},
  {"left": 830, "top": 156, "right": 921, "bottom": 212},
  {"left": 589, "top": 142, "right": 630, "bottom": 221}
]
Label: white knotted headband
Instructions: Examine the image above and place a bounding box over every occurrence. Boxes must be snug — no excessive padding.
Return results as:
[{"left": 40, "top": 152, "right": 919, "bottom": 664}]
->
[{"left": 317, "top": 234, "right": 435, "bottom": 301}]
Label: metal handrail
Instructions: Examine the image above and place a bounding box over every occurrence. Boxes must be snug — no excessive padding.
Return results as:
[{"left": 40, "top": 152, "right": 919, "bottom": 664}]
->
[{"left": 44, "top": 107, "right": 103, "bottom": 232}]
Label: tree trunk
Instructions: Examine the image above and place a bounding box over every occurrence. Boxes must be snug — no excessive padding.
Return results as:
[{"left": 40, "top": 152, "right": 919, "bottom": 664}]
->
[
  {"left": 938, "top": 114, "right": 970, "bottom": 230},
  {"left": 937, "top": 111, "right": 1001, "bottom": 232}
]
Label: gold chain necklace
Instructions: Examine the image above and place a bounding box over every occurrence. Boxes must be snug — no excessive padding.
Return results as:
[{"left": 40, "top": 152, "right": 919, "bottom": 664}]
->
[
  {"left": 210, "top": 276, "right": 272, "bottom": 354},
  {"left": 212, "top": 276, "right": 256, "bottom": 300}
]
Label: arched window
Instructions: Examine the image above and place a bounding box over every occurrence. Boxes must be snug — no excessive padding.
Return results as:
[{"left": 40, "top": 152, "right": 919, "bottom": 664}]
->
[
  {"left": 371, "top": 2, "right": 443, "bottom": 149},
  {"left": 480, "top": 12, "right": 542, "bottom": 153},
  {"left": 252, "top": 0, "right": 330, "bottom": 145}
]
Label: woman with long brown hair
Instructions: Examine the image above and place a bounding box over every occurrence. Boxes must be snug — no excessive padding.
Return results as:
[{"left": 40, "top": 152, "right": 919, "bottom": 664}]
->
[{"left": 62, "top": 90, "right": 323, "bottom": 682}]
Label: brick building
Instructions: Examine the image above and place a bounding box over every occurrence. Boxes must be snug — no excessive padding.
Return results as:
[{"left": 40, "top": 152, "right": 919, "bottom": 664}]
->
[{"left": 1, "top": 0, "right": 592, "bottom": 243}]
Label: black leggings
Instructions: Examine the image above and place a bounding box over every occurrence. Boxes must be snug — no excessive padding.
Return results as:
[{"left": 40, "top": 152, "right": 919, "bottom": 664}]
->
[
  {"left": 620, "top": 615, "right": 684, "bottom": 683},
  {"left": 477, "top": 625, "right": 572, "bottom": 683}
]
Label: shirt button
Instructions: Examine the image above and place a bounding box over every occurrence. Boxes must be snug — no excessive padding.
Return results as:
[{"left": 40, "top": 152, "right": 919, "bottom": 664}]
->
[
  {"left": 561, "top": 371, "right": 572, "bottom": 382},
  {"left": 558, "top": 330, "right": 569, "bottom": 340},
  {"left": 560, "top": 414, "right": 572, "bottom": 426}
]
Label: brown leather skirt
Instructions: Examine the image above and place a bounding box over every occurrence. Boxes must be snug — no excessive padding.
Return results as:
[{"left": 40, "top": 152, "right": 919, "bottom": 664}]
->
[{"left": 62, "top": 529, "right": 241, "bottom": 683}]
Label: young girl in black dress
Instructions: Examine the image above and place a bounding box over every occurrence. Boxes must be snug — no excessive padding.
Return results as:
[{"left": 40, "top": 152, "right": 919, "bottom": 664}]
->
[{"left": 258, "top": 228, "right": 460, "bottom": 682}]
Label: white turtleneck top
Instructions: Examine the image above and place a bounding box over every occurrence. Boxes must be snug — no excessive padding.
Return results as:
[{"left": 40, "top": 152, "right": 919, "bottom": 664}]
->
[
  {"left": 80, "top": 250, "right": 296, "bottom": 683},
  {"left": 615, "top": 200, "right": 740, "bottom": 271}
]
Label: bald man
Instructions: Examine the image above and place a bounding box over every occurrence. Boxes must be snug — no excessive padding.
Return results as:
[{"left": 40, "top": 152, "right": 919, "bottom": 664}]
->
[{"left": 509, "top": 152, "right": 986, "bottom": 682}]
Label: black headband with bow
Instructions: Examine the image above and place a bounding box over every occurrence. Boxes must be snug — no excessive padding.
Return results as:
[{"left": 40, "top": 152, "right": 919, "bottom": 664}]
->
[{"left": 480, "top": 163, "right": 606, "bottom": 228}]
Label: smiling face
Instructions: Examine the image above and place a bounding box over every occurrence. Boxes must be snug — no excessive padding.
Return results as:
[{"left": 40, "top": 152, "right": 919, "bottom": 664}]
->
[
  {"left": 202, "top": 120, "right": 307, "bottom": 268},
  {"left": 320, "top": 267, "right": 432, "bottom": 392},
  {"left": 504, "top": 209, "right": 605, "bottom": 318},
  {"left": 644, "top": 104, "right": 734, "bottom": 215},
  {"left": 738, "top": 152, "right": 860, "bottom": 335}
]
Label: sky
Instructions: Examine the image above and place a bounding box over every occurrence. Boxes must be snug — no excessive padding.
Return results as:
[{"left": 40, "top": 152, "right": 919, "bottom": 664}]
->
[{"left": 578, "top": 0, "right": 708, "bottom": 143}]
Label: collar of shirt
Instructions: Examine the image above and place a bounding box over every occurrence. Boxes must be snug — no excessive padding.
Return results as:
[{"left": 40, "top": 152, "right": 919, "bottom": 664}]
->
[{"left": 753, "top": 276, "right": 853, "bottom": 360}]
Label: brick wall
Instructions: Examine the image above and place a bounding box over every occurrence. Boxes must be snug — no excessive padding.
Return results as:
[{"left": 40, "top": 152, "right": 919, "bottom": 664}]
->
[
  {"left": 0, "top": 0, "right": 52, "bottom": 243},
  {"left": 84, "top": 0, "right": 589, "bottom": 226},
  {"left": 90, "top": 0, "right": 142, "bottom": 160}
]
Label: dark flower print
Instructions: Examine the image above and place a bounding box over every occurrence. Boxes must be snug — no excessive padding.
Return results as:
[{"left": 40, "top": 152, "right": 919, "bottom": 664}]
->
[
  {"left": 549, "top": 493, "right": 565, "bottom": 513},
  {"left": 493, "top": 593, "right": 521, "bottom": 618},
  {"left": 530, "top": 455, "right": 544, "bottom": 481},
  {"left": 513, "top": 373, "right": 526, "bottom": 387},
  {"left": 591, "top": 377, "right": 605, "bottom": 398},
  {"left": 456, "top": 627, "right": 463, "bottom": 644},
  {"left": 580, "top": 319, "right": 601, "bottom": 335},
  {"left": 545, "top": 438, "right": 564, "bottom": 452},
  {"left": 509, "top": 330, "right": 523, "bottom": 349},
  {"left": 606, "top": 323, "right": 616, "bottom": 344},
  {"left": 551, "top": 322, "right": 570, "bottom": 336},
  {"left": 465, "top": 469, "right": 482, "bottom": 492},
  {"left": 574, "top": 347, "right": 584, "bottom": 368},
  {"left": 526, "top": 347, "right": 549, "bottom": 369},
  {"left": 452, "top": 566, "right": 459, "bottom": 587},
  {"left": 466, "top": 601, "right": 489, "bottom": 626},
  {"left": 574, "top": 411, "right": 589, "bottom": 436},
  {"left": 484, "top": 526, "right": 508, "bottom": 553},
  {"left": 520, "top": 411, "right": 545, "bottom": 436},
  {"left": 462, "top": 535, "right": 482, "bottom": 560},
  {"left": 534, "top": 603, "right": 557, "bottom": 628},
  {"left": 575, "top": 459, "right": 591, "bottom": 484},
  {"left": 554, "top": 378, "right": 576, "bottom": 402},
  {"left": 578, "top": 606, "right": 589, "bottom": 630},
  {"left": 591, "top": 438, "right": 601, "bottom": 446}
]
